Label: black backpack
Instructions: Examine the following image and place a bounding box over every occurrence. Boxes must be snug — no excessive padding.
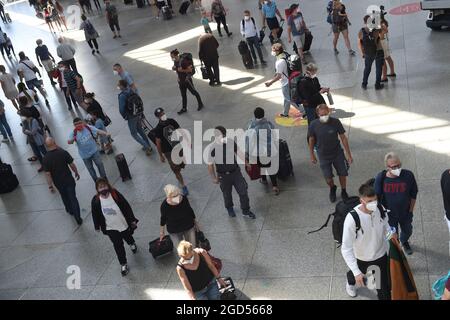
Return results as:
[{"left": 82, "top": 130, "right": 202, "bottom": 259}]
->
[
  {"left": 282, "top": 51, "right": 302, "bottom": 77},
  {"left": 308, "top": 196, "right": 387, "bottom": 245},
  {"left": 0, "top": 161, "right": 19, "bottom": 194},
  {"left": 126, "top": 91, "right": 144, "bottom": 117},
  {"left": 361, "top": 28, "right": 378, "bottom": 57},
  {"left": 179, "top": 52, "right": 195, "bottom": 76}
]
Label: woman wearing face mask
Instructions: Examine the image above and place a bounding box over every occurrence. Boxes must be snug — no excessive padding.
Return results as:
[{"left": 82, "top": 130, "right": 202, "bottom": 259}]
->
[
  {"left": 176, "top": 240, "right": 227, "bottom": 300},
  {"left": 160, "top": 185, "right": 198, "bottom": 249},
  {"left": 170, "top": 49, "right": 204, "bottom": 115},
  {"left": 54, "top": 62, "right": 78, "bottom": 110},
  {"left": 91, "top": 178, "right": 139, "bottom": 276},
  {"left": 298, "top": 63, "right": 330, "bottom": 126}
]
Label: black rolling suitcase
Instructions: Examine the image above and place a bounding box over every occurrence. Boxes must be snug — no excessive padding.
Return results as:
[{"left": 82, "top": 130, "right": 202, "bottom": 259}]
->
[
  {"left": 179, "top": 0, "right": 190, "bottom": 14},
  {"left": 124, "top": 0, "right": 133, "bottom": 5},
  {"left": 115, "top": 153, "right": 132, "bottom": 182},
  {"left": 303, "top": 31, "right": 313, "bottom": 52},
  {"left": 149, "top": 235, "right": 174, "bottom": 259},
  {"left": 0, "top": 161, "right": 19, "bottom": 194},
  {"left": 277, "top": 139, "right": 293, "bottom": 180},
  {"left": 162, "top": 6, "right": 172, "bottom": 20},
  {"left": 269, "top": 20, "right": 284, "bottom": 43},
  {"left": 136, "top": 0, "right": 144, "bottom": 8},
  {"left": 140, "top": 116, "right": 157, "bottom": 146},
  {"left": 238, "top": 40, "right": 253, "bottom": 69}
]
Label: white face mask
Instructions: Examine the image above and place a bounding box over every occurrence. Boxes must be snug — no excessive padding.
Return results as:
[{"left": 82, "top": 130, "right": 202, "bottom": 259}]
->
[
  {"left": 113, "top": 70, "right": 119, "bottom": 76},
  {"left": 271, "top": 51, "right": 277, "bottom": 57},
  {"left": 184, "top": 255, "right": 195, "bottom": 264},
  {"left": 171, "top": 195, "right": 181, "bottom": 204},
  {"left": 117, "top": 86, "right": 121, "bottom": 91},
  {"left": 366, "top": 200, "right": 378, "bottom": 212},
  {"left": 160, "top": 115, "right": 168, "bottom": 121},
  {"left": 59, "top": 68, "right": 65, "bottom": 72},
  {"left": 390, "top": 168, "right": 402, "bottom": 177},
  {"left": 244, "top": 16, "right": 250, "bottom": 20},
  {"left": 319, "top": 115, "right": 330, "bottom": 123}
]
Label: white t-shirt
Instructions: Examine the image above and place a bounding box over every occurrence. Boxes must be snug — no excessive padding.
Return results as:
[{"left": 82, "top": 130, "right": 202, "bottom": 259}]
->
[
  {"left": 275, "top": 57, "right": 289, "bottom": 87},
  {"left": 18, "top": 60, "right": 37, "bottom": 82},
  {"left": 341, "top": 204, "right": 390, "bottom": 276},
  {"left": 100, "top": 195, "right": 129, "bottom": 232},
  {"left": 18, "top": 90, "right": 38, "bottom": 107}
]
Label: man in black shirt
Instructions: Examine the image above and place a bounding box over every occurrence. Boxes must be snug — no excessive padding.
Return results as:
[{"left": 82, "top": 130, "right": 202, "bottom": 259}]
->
[
  {"left": 35, "top": 39, "right": 57, "bottom": 86},
  {"left": 308, "top": 104, "right": 353, "bottom": 203},
  {"left": 154, "top": 108, "right": 189, "bottom": 196},
  {"left": 43, "top": 137, "right": 82, "bottom": 225},
  {"left": 170, "top": 49, "right": 204, "bottom": 115},
  {"left": 208, "top": 126, "right": 255, "bottom": 219}
]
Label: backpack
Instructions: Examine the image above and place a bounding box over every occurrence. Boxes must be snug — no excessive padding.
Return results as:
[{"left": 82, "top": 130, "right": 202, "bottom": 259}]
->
[
  {"left": 241, "top": 17, "right": 256, "bottom": 32},
  {"left": 361, "top": 28, "right": 378, "bottom": 57},
  {"left": 282, "top": 52, "right": 302, "bottom": 76},
  {"left": 432, "top": 271, "right": 450, "bottom": 300},
  {"left": 326, "top": 0, "right": 333, "bottom": 24},
  {"left": 281, "top": 52, "right": 303, "bottom": 101},
  {"left": 126, "top": 91, "right": 144, "bottom": 116},
  {"left": 308, "top": 196, "right": 387, "bottom": 245},
  {"left": 107, "top": 5, "right": 118, "bottom": 19},
  {"left": 84, "top": 20, "right": 96, "bottom": 35},
  {"left": 179, "top": 52, "right": 195, "bottom": 75},
  {"left": 0, "top": 161, "right": 19, "bottom": 194}
]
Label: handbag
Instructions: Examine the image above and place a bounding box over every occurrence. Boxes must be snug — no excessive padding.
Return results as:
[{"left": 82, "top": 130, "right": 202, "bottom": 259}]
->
[
  {"left": 245, "top": 163, "right": 261, "bottom": 180},
  {"left": 208, "top": 254, "right": 222, "bottom": 273},
  {"left": 200, "top": 61, "right": 209, "bottom": 80},
  {"left": 103, "top": 115, "right": 112, "bottom": 127},
  {"left": 196, "top": 230, "right": 211, "bottom": 251}
]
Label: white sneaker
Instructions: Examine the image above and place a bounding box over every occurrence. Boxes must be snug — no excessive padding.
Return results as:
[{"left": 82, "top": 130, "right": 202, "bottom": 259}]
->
[{"left": 346, "top": 282, "right": 357, "bottom": 298}]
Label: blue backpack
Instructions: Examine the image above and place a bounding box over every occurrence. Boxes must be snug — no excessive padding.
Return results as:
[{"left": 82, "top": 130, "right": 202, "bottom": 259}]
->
[
  {"left": 326, "top": 1, "right": 333, "bottom": 24},
  {"left": 432, "top": 271, "right": 450, "bottom": 300}
]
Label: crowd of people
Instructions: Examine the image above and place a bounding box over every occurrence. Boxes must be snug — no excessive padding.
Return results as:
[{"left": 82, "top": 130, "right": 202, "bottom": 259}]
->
[{"left": 0, "top": 0, "right": 448, "bottom": 301}]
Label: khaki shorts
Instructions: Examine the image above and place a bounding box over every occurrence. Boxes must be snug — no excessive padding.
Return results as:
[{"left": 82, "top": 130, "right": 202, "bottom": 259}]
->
[{"left": 41, "top": 59, "right": 55, "bottom": 72}]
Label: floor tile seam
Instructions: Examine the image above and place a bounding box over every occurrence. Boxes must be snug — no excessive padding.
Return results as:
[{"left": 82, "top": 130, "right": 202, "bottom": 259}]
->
[
  {"left": 88, "top": 255, "right": 117, "bottom": 300},
  {"left": 5, "top": 211, "right": 44, "bottom": 246}
]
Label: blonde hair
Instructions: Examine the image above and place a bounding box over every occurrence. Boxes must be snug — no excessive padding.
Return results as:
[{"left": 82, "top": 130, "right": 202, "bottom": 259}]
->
[
  {"left": 164, "top": 184, "right": 180, "bottom": 198},
  {"left": 177, "top": 240, "right": 193, "bottom": 257},
  {"left": 305, "top": 63, "right": 318, "bottom": 74},
  {"left": 384, "top": 152, "right": 401, "bottom": 166}
]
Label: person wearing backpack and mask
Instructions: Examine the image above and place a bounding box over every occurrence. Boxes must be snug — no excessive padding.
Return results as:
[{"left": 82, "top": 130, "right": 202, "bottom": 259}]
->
[
  {"left": 91, "top": 178, "right": 138, "bottom": 276},
  {"left": 105, "top": 0, "right": 121, "bottom": 39},
  {"left": 374, "top": 152, "right": 418, "bottom": 255},
  {"left": 68, "top": 117, "right": 110, "bottom": 181},
  {"left": 113, "top": 63, "right": 138, "bottom": 94},
  {"left": 240, "top": 10, "right": 266, "bottom": 65},
  {"left": 154, "top": 108, "right": 189, "bottom": 196},
  {"left": 170, "top": 49, "right": 204, "bottom": 115},
  {"left": 264, "top": 43, "right": 302, "bottom": 118},
  {"left": 117, "top": 80, "right": 153, "bottom": 156},
  {"left": 80, "top": 14, "right": 100, "bottom": 55},
  {"left": 342, "top": 182, "right": 393, "bottom": 300},
  {"left": 358, "top": 15, "right": 384, "bottom": 90},
  {"left": 308, "top": 104, "right": 352, "bottom": 203},
  {"left": 287, "top": 4, "right": 308, "bottom": 65}
]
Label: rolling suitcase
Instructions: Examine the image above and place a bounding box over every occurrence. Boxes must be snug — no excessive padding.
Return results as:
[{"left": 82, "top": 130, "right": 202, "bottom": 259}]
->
[
  {"left": 277, "top": 139, "right": 293, "bottom": 180},
  {"left": 303, "top": 31, "right": 313, "bottom": 52},
  {"left": 136, "top": 0, "right": 144, "bottom": 8},
  {"left": 179, "top": 0, "right": 190, "bottom": 14},
  {"left": 0, "top": 161, "right": 19, "bottom": 194},
  {"left": 115, "top": 153, "right": 132, "bottom": 182},
  {"left": 162, "top": 6, "right": 172, "bottom": 19},
  {"left": 149, "top": 235, "right": 174, "bottom": 259},
  {"left": 238, "top": 40, "right": 253, "bottom": 69}
]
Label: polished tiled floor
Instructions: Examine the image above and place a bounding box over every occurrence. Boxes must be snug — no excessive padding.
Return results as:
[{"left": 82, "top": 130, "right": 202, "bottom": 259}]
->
[{"left": 0, "top": 0, "right": 449, "bottom": 299}]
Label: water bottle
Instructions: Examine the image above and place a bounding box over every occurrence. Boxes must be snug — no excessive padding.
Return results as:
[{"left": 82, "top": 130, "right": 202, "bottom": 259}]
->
[
  {"left": 385, "top": 226, "right": 396, "bottom": 241},
  {"left": 327, "top": 92, "right": 334, "bottom": 105}
]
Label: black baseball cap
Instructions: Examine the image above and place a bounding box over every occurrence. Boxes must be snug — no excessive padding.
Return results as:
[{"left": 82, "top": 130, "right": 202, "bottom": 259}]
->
[{"left": 154, "top": 107, "right": 165, "bottom": 118}]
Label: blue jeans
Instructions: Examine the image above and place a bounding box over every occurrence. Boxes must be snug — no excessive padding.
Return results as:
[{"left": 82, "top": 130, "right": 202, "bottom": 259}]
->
[
  {"left": 281, "top": 84, "right": 302, "bottom": 116},
  {"left": 0, "top": 113, "right": 13, "bottom": 138},
  {"left": 194, "top": 279, "right": 220, "bottom": 300},
  {"left": 56, "top": 182, "right": 81, "bottom": 219},
  {"left": 388, "top": 211, "right": 413, "bottom": 244},
  {"left": 30, "top": 142, "right": 47, "bottom": 164},
  {"left": 83, "top": 151, "right": 106, "bottom": 181},
  {"left": 127, "top": 115, "right": 151, "bottom": 149},
  {"left": 362, "top": 50, "right": 384, "bottom": 87},
  {"left": 246, "top": 36, "right": 264, "bottom": 62}
]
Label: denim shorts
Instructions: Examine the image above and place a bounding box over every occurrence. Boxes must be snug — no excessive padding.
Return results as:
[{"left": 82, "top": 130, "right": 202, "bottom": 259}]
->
[{"left": 318, "top": 150, "right": 348, "bottom": 179}]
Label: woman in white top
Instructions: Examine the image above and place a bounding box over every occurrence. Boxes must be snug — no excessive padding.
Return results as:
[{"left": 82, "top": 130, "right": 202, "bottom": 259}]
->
[
  {"left": 380, "top": 19, "right": 396, "bottom": 82},
  {"left": 0, "top": 65, "right": 19, "bottom": 110},
  {"left": 91, "top": 178, "right": 139, "bottom": 276}
]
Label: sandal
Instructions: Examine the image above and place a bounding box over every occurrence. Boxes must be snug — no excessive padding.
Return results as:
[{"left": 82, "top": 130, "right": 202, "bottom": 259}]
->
[
  {"left": 273, "top": 187, "right": 280, "bottom": 196},
  {"left": 28, "top": 156, "right": 38, "bottom": 162}
]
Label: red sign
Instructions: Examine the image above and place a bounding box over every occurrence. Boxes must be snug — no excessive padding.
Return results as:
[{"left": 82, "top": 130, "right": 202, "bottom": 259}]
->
[{"left": 389, "top": 3, "right": 422, "bottom": 15}]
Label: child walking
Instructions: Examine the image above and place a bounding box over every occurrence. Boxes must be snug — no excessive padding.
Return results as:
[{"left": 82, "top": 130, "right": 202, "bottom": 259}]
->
[{"left": 201, "top": 10, "right": 212, "bottom": 33}]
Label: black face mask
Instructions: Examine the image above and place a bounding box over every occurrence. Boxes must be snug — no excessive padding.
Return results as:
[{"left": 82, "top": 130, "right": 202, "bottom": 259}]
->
[{"left": 98, "top": 189, "right": 110, "bottom": 197}]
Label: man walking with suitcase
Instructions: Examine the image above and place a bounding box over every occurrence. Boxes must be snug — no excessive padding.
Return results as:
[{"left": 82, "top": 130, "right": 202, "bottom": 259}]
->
[
  {"left": 207, "top": 126, "right": 256, "bottom": 219},
  {"left": 308, "top": 104, "right": 353, "bottom": 203},
  {"left": 117, "top": 80, "right": 153, "bottom": 155},
  {"left": 240, "top": 10, "right": 266, "bottom": 65},
  {"left": 43, "top": 137, "right": 83, "bottom": 225},
  {"left": 261, "top": 0, "right": 284, "bottom": 43}
]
